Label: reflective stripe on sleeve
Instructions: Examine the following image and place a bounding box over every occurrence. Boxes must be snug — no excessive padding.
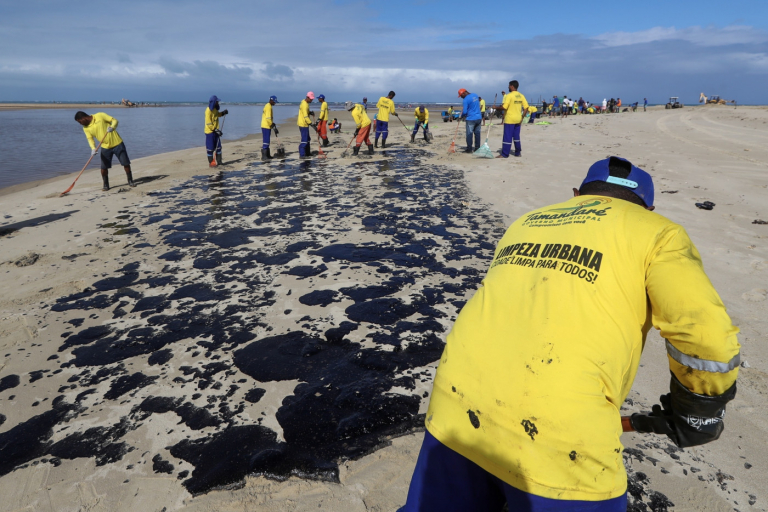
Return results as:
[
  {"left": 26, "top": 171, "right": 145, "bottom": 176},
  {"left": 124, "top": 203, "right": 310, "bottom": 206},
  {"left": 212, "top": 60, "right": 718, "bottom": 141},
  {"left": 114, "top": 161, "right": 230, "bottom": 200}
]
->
[{"left": 666, "top": 340, "right": 740, "bottom": 373}]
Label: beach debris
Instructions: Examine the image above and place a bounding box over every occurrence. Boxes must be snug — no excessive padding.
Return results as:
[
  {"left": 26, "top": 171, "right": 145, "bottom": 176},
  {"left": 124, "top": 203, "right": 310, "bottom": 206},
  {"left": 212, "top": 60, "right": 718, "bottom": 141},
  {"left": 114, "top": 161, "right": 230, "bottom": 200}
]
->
[
  {"left": 695, "top": 201, "right": 715, "bottom": 210},
  {"left": 661, "top": 190, "right": 678, "bottom": 194},
  {"left": 741, "top": 360, "right": 751, "bottom": 368},
  {"left": 742, "top": 289, "right": 767, "bottom": 302},
  {"left": 14, "top": 252, "right": 40, "bottom": 267},
  {"left": 752, "top": 219, "right": 767, "bottom": 224}
]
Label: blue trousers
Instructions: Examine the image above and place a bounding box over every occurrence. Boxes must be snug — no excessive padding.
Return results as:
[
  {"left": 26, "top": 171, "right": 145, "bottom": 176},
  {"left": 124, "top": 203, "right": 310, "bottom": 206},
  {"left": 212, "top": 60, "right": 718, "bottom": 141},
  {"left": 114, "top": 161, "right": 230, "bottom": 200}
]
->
[
  {"left": 412, "top": 121, "right": 429, "bottom": 138},
  {"left": 502, "top": 123, "right": 521, "bottom": 157},
  {"left": 376, "top": 120, "right": 389, "bottom": 142},
  {"left": 299, "top": 127, "right": 310, "bottom": 156},
  {"left": 400, "top": 431, "right": 628, "bottom": 512},
  {"left": 262, "top": 128, "right": 271, "bottom": 149},
  {"left": 465, "top": 119, "right": 482, "bottom": 150},
  {"left": 205, "top": 132, "right": 221, "bottom": 157}
]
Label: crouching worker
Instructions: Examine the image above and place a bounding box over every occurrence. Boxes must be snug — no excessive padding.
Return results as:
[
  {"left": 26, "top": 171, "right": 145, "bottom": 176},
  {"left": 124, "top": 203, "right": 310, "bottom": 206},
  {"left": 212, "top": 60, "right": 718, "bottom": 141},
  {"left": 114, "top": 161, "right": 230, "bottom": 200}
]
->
[
  {"left": 75, "top": 111, "right": 135, "bottom": 191},
  {"left": 347, "top": 101, "right": 373, "bottom": 156},
  {"left": 401, "top": 156, "right": 739, "bottom": 511},
  {"left": 205, "top": 95, "right": 228, "bottom": 167},
  {"left": 411, "top": 106, "right": 430, "bottom": 143}
]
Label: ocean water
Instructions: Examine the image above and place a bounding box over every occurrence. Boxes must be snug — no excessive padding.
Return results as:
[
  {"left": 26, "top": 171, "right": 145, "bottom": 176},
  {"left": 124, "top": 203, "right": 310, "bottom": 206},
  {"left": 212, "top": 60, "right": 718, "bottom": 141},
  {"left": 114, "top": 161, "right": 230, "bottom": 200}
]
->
[{"left": 0, "top": 105, "right": 307, "bottom": 189}]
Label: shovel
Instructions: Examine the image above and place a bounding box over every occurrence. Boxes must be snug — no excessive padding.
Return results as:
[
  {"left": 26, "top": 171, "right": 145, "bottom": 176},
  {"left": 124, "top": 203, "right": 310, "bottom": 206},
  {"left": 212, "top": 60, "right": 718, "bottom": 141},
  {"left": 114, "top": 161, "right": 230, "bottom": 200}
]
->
[
  {"left": 272, "top": 126, "right": 286, "bottom": 158},
  {"left": 340, "top": 132, "right": 357, "bottom": 157}
]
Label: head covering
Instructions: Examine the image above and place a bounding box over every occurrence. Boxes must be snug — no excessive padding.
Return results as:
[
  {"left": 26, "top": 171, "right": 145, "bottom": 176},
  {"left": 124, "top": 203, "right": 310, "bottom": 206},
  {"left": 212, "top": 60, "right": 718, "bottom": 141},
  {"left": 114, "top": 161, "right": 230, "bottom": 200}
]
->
[
  {"left": 363, "top": 97, "right": 367, "bottom": 101},
  {"left": 458, "top": 88, "right": 468, "bottom": 97},
  {"left": 581, "top": 157, "right": 655, "bottom": 207},
  {"left": 345, "top": 101, "right": 354, "bottom": 110},
  {"left": 269, "top": 95, "right": 278, "bottom": 103},
  {"left": 318, "top": 94, "right": 325, "bottom": 100},
  {"left": 209, "top": 95, "right": 219, "bottom": 110},
  {"left": 419, "top": 106, "right": 425, "bottom": 112},
  {"left": 306, "top": 91, "right": 315, "bottom": 100}
]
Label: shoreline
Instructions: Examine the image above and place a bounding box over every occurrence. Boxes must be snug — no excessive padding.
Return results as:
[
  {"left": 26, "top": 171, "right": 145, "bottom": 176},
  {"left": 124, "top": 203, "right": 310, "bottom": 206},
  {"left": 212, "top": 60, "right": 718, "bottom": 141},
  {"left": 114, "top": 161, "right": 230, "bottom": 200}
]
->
[{"left": 0, "top": 106, "right": 766, "bottom": 511}]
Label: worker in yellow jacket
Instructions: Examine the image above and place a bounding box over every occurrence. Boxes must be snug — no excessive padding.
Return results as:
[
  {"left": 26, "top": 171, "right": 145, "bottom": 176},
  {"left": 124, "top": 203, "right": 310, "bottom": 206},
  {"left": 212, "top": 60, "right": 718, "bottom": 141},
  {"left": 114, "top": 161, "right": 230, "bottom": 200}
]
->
[
  {"left": 75, "top": 110, "right": 135, "bottom": 191},
  {"left": 298, "top": 91, "right": 317, "bottom": 159},
  {"left": 411, "top": 106, "right": 430, "bottom": 143},
  {"left": 346, "top": 101, "right": 373, "bottom": 156},
  {"left": 317, "top": 94, "right": 330, "bottom": 147},
  {"left": 375, "top": 91, "right": 398, "bottom": 148},
  {"left": 402, "top": 156, "right": 739, "bottom": 511},
  {"left": 204, "top": 95, "right": 229, "bottom": 167},
  {"left": 479, "top": 97, "right": 487, "bottom": 125},
  {"left": 498, "top": 80, "right": 528, "bottom": 158},
  {"left": 261, "top": 95, "right": 278, "bottom": 161}
]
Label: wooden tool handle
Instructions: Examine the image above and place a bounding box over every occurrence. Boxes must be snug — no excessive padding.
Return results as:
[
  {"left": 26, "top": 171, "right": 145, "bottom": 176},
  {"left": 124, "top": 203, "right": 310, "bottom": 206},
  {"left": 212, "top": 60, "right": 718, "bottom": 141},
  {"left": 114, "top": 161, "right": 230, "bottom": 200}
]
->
[{"left": 621, "top": 416, "right": 634, "bottom": 432}]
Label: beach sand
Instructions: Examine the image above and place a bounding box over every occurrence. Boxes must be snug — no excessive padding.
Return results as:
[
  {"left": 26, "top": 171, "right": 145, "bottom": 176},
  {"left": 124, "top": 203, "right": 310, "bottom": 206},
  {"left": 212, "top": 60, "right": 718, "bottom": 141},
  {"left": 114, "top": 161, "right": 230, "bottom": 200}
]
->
[{"left": 0, "top": 105, "right": 766, "bottom": 511}]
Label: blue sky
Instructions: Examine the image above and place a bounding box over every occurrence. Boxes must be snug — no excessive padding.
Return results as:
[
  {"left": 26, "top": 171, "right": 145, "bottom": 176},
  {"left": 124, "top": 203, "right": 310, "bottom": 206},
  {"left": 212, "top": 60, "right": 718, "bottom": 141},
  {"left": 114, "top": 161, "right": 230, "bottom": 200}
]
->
[{"left": 1, "top": 0, "right": 766, "bottom": 104}]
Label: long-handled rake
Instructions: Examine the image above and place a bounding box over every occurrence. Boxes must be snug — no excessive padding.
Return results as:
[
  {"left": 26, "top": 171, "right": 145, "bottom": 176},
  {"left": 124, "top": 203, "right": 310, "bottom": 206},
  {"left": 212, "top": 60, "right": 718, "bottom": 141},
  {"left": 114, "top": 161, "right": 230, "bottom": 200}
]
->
[
  {"left": 340, "top": 132, "right": 357, "bottom": 157},
  {"left": 60, "top": 131, "right": 110, "bottom": 196},
  {"left": 314, "top": 125, "right": 327, "bottom": 159},
  {"left": 447, "top": 117, "right": 462, "bottom": 153},
  {"left": 474, "top": 93, "right": 497, "bottom": 158}
]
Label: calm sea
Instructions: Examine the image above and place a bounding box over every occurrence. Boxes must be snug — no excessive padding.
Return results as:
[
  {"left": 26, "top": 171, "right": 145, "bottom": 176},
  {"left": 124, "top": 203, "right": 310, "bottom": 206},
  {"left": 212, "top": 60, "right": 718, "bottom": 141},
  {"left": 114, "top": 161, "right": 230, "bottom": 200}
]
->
[{"left": 0, "top": 105, "right": 309, "bottom": 190}]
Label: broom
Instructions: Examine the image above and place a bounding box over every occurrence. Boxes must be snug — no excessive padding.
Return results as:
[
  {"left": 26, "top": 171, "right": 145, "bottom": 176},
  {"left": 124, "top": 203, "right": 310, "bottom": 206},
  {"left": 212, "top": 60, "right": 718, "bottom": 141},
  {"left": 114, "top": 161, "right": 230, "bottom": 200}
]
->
[
  {"left": 60, "top": 131, "right": 110, "bottom": 196},
  {"left": 340, "top": 132, "right": 357, "bottom": 157},
  {"left": 474, "top": 93, "right": 497, "bottom": 158},
  {"left": 314, "top": 125, "right": 327, "bottom": 159}
]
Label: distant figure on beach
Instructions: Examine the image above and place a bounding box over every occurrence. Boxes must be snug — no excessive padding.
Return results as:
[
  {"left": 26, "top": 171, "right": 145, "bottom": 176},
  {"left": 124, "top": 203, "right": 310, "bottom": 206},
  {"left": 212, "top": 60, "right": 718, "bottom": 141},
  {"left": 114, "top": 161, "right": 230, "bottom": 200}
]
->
[
  {"left": 550, "top": 95, "right": 559, "bottom": 118},
  {"left": 401, "top": 156, "right": 739, "bottom": 512},
  {"left": 603, "top": 98, "right": 608, "bottom": 112},
  {"left": 362, "top": 97, "right": 368, "bottom": 111},
  {"left": 328, "top": 118, "right": 340, "bottom": 133},
  {"left": 317, "top": 94, "right": 329, "bottom": 147},
  {"left": 298, "top": 92, "right": 316, "bottom": 159},
  {"left": 75, "top": 111, "right": 135, "bottom": 190},
  {"left": 412, "top": 106, "right": 430, "bottom": 143},
  {"left": 204, "top": 95, "right": 229, "bottom": 167},
  {"left": 375, "top": 91, "right": 398, "bottom": 148},
  {"left": 617, "top": 98, "right": 622, "bottom": 112},
  {"left": 644, "top": 98, "right": 648, "bottom": 111},
  {"left": 346, "top": 101, "right": 373, "bottom": 156},
  {"left": 496, "top": 80, "right": 528, "bottom": 158},
  {"left": 447, "top": 105, "right": 454, "bottom": 122},
  {"left": 261, "top": 95, "right": 278, "bottom": 161},
  {"left": 459, "top": 88, "right": 482, "bottom": 152},
  {"left": 479, "top": 97, "right": 487, "bottom": 125}
]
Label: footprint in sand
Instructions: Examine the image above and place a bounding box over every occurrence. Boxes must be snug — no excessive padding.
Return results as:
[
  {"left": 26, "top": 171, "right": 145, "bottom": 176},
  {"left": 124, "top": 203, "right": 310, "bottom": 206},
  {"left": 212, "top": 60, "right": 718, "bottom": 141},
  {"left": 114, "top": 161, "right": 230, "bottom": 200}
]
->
[
  {"left": 742, "top": 288, "right": 767, "bottom": 302},
  {"left": 751, "top": 260, "right": 768, "bottom": 271}
]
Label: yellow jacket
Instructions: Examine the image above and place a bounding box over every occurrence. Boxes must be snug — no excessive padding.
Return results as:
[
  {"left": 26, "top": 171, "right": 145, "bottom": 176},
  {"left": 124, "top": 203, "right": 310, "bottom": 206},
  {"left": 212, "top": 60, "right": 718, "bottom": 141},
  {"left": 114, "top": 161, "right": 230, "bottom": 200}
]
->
[
  {"left": 480, "top": 98, "right": 486, "bottom": 112},
  {"left": 502, "top": 91, "right": 529, "bottom": 124},
  {"left": 82, "top": 112, "right": 123, "bottom": 150},
  {"left": 351, "top": 104, "right": 371, "bottom": 128},
  {"left": 376, "top": 97, "right": 395, "bottom": 122},
  {"left": 319, "top": 101, "right": 328, "bottom": 121},
  {"left": 426, "top": 195, "right": 739, "bottom": 501},
  {"left": 414, "top": 108, "right": 429, "bottom": 124},
  {"left": 297, "top": 99, "right": 313, "bottom": 127},
  {"left": 205, "top": 107, "right": 221, "bottom": 134},
  {"left": 261, "top": 103, "right": 274, "bottom": 129}
]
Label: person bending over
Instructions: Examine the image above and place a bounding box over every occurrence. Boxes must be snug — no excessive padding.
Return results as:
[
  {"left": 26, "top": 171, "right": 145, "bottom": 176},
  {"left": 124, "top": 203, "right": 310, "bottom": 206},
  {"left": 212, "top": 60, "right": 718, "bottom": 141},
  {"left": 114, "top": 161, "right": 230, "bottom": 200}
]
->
[{"left": 75, "top": 111, "right": 135, "bottom": 191}]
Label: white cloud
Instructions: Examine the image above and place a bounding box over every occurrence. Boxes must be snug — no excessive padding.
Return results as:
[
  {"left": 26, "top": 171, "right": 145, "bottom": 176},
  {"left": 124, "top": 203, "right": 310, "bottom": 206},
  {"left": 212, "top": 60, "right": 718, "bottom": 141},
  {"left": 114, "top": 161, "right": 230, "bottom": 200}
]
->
[{"left": 595, "top": 25, "right": 768, "bottom": 48}]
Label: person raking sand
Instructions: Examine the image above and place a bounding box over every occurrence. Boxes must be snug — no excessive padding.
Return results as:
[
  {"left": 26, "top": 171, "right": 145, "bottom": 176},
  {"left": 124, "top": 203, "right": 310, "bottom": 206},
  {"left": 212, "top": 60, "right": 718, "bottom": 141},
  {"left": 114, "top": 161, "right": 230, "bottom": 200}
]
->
[
  {"left": 400, "top": 156, "right": 739, "bottom": 511},
  {"left": 75, "top": 111, "right": 136, "bottom": 190}
]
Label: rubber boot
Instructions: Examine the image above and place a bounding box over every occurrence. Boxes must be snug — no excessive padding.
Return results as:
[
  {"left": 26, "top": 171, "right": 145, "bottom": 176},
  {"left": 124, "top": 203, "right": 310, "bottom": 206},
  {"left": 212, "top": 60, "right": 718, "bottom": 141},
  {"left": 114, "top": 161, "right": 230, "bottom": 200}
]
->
[
  {"left": 208, "top": 156, "right": 217, "bottom": 167},
  {"left": 382, "top": 140, "right": 387, "bottom": 149},
  {"left": 367, "top": 144, "right": 374, "bottom": 155},
  {"left": 125, "top": 169, "right": 136, "bottom": 187},
  {"left": 352, "top": 146, "right": 360, "bottom": 156},
  {"left": 374, "top": 140, "right": 379, "bottom": 148},
  {"left": 261, "top": 149, "right": 269, "bottom": 161},
  {"left": 410, "top": 134, "right": 415, "bottom": 143},
  {"left": 216, "top": 153, "right": 223, "bottom": 166},
  {"left": 101, "top": 173, "right": 110, "bottom": 191},
  {"left": 322, "top": 138, "right": 329, "bottom": 147}
]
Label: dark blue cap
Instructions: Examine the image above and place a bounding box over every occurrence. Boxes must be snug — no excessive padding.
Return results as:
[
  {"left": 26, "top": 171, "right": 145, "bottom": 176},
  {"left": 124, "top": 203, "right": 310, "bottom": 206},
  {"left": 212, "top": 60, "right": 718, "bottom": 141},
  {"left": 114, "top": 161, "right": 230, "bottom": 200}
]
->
[
  {"left": 269, "top": 95, "right": 278, "bottom": 102},
  {"left": 318, "top": 94, "right": 325, "bottom": 100},
  {"left": 581, "top": 157, "right": 655, "bottom": 207}
]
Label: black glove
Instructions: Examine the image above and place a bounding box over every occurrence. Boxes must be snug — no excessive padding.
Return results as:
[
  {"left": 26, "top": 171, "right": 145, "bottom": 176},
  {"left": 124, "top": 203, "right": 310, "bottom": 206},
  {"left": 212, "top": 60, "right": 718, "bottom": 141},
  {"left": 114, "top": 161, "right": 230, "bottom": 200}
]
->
[
  {"left": 393, "top": 112, "right": 399, "bottom": 117},
  {"left": 221, "top": 109, "right": 229, "bottom": 116},
  {"left": 272, "top": 124, "right": 279, "bottom": 135},
  {"left": 354, "top": 128, "right": 359, "bottom": 136},
  {"left": 214, "top": 130, "right": 223, "bottom": 136},
  {"left": 631, "top": 373, "right": 737, "bottom": 448}
]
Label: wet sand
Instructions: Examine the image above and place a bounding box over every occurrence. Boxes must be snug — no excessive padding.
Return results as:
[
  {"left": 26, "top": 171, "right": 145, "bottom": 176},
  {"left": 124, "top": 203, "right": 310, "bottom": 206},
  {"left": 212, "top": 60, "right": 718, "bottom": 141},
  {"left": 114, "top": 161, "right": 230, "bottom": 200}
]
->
[{"left": 0, "top": 105, "right": 766, "bottom": 511}]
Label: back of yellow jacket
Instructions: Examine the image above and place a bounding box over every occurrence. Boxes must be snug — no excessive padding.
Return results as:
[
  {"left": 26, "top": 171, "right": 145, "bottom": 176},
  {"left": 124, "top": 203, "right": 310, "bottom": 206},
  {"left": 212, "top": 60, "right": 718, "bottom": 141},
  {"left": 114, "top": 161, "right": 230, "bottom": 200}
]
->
[
  {"left": 83, "top": 112, "right": 123, "bottom": 150},
  {"left": 205, "top": 107, "right": 221, "bottom": 134},
  {"left": 426, "top": 195, "right": 739, "bottom": 501},
  {"left": 376, "top": 97, "right": 395, "bottom": 122},
  {"left": 297, "top": 99, "right": 313, "bottom": 127},
  {"left": 351, "top": 104, "right": 371, "bottom": 128},
  {"left": 261, "top": 103, "right": 274, "bottom": 129}
]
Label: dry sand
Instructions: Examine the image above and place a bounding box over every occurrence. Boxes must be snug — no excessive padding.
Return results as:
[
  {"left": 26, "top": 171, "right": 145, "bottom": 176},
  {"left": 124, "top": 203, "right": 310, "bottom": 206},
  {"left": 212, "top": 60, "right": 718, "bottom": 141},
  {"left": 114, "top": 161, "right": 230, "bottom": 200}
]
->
[{"left": 0, "top": 105, "right": 766, "bottom": 511}]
